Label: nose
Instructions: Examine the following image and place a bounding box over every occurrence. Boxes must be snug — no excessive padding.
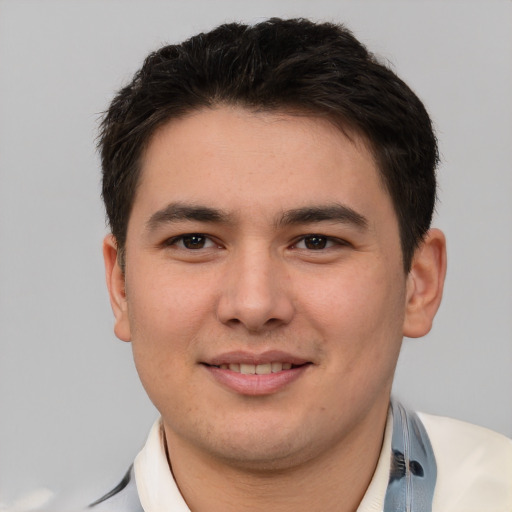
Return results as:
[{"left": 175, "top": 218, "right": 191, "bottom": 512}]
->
[{"left": 216, "top": 245, "right": 295, "bottom": 332}]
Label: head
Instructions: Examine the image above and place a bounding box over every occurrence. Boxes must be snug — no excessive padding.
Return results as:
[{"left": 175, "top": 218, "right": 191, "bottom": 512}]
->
[
  {"left": 99, "top": 17, "right": 438, "bottom": 273},
  {"left": 100, "top": 17, "right": 446, "bottom": 479}
]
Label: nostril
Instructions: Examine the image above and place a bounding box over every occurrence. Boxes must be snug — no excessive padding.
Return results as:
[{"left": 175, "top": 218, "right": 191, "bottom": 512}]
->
[
  {"left": 216, "top": 282, "right": 295, "bottom": 331},
  {"left": 224, "top": 318, "right": 242, "bottom": 327}
]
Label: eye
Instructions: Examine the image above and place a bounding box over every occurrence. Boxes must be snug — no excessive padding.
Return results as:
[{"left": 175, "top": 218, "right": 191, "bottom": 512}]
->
[
  {"left": 295, "top": 235, "right": 337, "bottom": 250},
  {"left": 167, "top": 234, "right": 217, "bottom": 250}
]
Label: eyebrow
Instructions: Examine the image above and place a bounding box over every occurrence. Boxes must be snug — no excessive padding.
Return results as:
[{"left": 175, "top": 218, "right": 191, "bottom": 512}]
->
[
  {"left": 277, "top": 204, "right": 368, "bottom": 230},
  {"left": 146, "top": 202, "right": 232, "bottom": 231},
  {"left": 145, "top": 202, "right": 368, "bottom": 232}
]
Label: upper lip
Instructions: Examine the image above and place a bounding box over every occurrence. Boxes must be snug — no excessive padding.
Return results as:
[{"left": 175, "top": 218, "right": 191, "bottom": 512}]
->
[{"left": 204, "top": 350, "right": 311, "bottom": 366}]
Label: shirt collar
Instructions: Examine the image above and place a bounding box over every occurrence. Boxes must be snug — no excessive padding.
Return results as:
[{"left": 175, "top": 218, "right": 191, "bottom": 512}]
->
[{"left": 134, "top": 412, "right": 393, "bottom": 512}]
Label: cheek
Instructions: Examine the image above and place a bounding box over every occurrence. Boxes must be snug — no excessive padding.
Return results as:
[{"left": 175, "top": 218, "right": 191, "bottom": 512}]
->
[
  {"left": 300, "top": 265, "right": 406, "bottom": 419},
  {"left": 301, "top": 263, "right": 406, "bottom": 356},
  {"left": 125, "top": 266, "right": 216, "bottom": 378},
  {"left": 127, "top": 260, "right": 215, "bottom": 331},
  {"left": 126, "top": 280, "right": 205, "bottom": 415}
]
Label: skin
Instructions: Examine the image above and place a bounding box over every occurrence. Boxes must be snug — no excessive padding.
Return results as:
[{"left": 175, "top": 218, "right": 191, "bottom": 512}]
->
[{"left": 104, "top": 106, "right": 446, "bottom": 512}]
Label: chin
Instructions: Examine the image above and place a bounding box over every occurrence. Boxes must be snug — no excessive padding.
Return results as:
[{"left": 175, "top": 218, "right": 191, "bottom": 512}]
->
[
  {"left": 212, "top": 439, "right": 310, "bottom": 472},
  {"left": 192, "top": 419, "right": 324, "bottom": 472}
]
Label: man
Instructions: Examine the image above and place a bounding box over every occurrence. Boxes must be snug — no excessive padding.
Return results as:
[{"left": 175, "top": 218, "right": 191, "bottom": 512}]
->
[{"left": 92, "top": 18, "right": 511, "bottom": 512}]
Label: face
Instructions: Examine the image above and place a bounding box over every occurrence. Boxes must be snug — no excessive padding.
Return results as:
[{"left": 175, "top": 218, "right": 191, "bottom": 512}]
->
[{"left": 106, "top": 107, "right": 414, "bottom": 470}]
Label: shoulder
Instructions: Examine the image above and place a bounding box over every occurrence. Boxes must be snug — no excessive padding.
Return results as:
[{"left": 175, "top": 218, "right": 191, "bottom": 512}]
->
[{"left": 418, "top": 412, "right": 512, "bottom": 511}]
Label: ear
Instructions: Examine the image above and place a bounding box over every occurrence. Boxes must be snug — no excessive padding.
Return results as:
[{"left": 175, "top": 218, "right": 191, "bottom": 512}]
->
[
  {"left": 103, "top": 234, "right": 131, "bottom": 342},
  {"left": 403, "top": 228, "right": 447, "bottom": 338}
]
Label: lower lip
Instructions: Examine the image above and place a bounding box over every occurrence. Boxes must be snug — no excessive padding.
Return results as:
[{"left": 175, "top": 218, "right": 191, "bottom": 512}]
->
[{"left": 204, "top": 364, "right": 310, "bottom": 396}]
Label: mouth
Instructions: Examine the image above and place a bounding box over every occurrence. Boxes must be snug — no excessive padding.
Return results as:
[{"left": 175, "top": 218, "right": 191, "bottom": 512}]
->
[
  {"left": 201, "top": 352, "right": 312, "bottom": 395},
  {"left": 205, "top": 362, "right": 304, "bottom": 374}
]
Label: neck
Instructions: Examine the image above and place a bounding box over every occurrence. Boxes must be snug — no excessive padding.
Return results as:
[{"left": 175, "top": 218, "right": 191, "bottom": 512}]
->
[{"left": 164, "top": 404, "right": 389, "bottom": 512}]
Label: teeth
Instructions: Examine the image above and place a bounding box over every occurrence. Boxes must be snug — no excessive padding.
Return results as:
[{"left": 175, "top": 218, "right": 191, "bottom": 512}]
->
[
  {"left": 271, "top": 362, "right": 283, "bottom": 372},
  {"left": 219, "top": 362, "right": 295, "bottom": 374},
  {"left": 240, "top": 363, "right": 255, "bottom": 374},
  {"left": 255, "top": 363, "right": 271, "bottom": 375}
]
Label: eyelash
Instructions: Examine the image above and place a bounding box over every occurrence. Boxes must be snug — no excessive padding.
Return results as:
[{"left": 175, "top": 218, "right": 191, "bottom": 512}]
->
[
  {"left": 292, "top": 234, "right": 348, "bottom": 251},
  {"left": 164, "top": 234, "right": 218, "bottom": 250},
  {"left": 163, "top": 233, "right": 349, "bottom": 251}
]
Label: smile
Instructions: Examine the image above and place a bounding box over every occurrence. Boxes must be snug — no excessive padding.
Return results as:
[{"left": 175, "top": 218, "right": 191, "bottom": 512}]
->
[
  {"left": 203, "top": 353, "right": 311, "bottom": 395},
  {"left": 213, "top": 362, "right": 294, "bottom": 374}
]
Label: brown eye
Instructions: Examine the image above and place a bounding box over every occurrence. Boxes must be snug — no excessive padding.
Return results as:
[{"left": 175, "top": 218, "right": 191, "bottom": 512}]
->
[
  {"left": 182, "top": 234, "right": 207, "bottom": 249},
  {"left": 164, "top": 233, "right": 219, "bottom": 251},
  {"left": 303, "top": 235, "right": 328, "bottom": 250},
  {"left": 181, "top": 233, "right": 209, "bottom": 249}
]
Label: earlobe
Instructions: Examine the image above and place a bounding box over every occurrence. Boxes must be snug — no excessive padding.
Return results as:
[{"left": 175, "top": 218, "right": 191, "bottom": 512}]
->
[
  {"left": 103, "top": 234, "right": 131, "bottom": 342},
  {"left": 403, "top": 228, "right": 447, "bottom": 338}
]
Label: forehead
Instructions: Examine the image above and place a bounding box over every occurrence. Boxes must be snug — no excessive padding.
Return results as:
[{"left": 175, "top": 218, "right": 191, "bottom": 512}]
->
[
  {"left": 127, "top": 107, "right": 398, "bottom": 239},
  {"left": 135, "top": 107, "right": 389, "bottom": 216}
]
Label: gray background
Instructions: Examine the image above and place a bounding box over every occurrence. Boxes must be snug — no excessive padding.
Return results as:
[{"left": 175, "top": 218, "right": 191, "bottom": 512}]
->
[{"left": 1, "top": 0, "right": 511, "bottom": 509}]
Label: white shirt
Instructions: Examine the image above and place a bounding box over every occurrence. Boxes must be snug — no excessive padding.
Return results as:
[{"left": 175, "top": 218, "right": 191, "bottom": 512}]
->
[{"left": 133, "top": 412, "right": 512, "bottom": 511}]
